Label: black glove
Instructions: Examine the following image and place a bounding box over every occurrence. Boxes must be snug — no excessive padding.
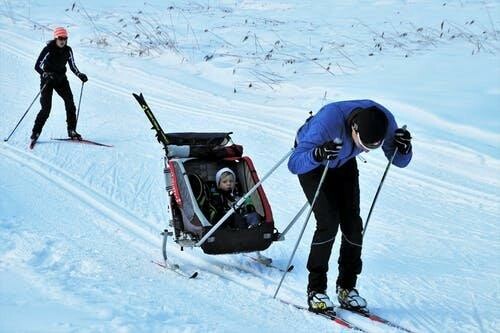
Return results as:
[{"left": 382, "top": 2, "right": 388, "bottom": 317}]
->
[
  {"left": 42, "top": 72, "right": 55, "bottom": 82},
  {"left": 77, "top": 72, "right": 88, "bottom": 82},
  {"left": 394, "top": 128, "right": 412, "bottom": 154},
  {"left": 313, "top": 140, "right": 343, "bottom": 162}
]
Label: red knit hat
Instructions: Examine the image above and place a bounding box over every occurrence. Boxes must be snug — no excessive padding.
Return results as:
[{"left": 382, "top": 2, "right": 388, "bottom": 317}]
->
[{"left": 53, "top": 27, "right": 68, "bottom": 39}]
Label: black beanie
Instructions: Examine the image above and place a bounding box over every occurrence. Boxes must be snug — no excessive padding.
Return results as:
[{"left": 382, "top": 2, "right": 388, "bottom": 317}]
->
[{"left": 351, "top": 106, "right": 388, "bottom": 145}]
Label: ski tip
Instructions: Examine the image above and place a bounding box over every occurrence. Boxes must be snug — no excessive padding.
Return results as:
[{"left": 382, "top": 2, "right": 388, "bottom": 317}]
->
[
  {"left": 51, "top": 137, "right": 113, "bottom": 147},
  {"left": 132, "top": 92, "right": 144, "bottom": 101}
]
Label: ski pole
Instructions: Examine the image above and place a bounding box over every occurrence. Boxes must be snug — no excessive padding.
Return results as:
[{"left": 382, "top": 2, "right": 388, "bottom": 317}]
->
[
  {"left": 362, "top": 125, "right": 407, "bottom": 238},
  {"left": 273, "top": 160, "right": 331, "bottom": 299},
  {"left": 277, "top": 201, "right": 308, "bottom": 241},
  {"left": 75, "top": 81, "right": 84, "bottom": 129},
  {"left": 3, "top": 83, "right": 48, "bottom": 142},
  {"left": 196, "top": 148, "right": 294, "bottom": 247}
]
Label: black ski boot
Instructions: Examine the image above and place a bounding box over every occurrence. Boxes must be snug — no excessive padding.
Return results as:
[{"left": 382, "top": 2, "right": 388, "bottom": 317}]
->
[
  {"left": 308, "top": 290, "right": 334, "bottom": 313},
  {"left": 337, "top": 287, "right": 367, "bottom": 312},
  {"left": 67, "top": 129, "right": 82, "bottom": 140}
]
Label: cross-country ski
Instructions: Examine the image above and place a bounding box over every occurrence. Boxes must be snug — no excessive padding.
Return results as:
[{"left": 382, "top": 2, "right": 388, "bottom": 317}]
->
[{"left": 51, "top": 138, "right": 113, "bottom": 147}]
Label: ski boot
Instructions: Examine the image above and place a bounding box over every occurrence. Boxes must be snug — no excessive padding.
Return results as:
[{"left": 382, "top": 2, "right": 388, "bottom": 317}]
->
[
  {"left": 337, "top": 287, "right": 367, "bottom": 312},
  {"left": 67, "top": 129, "right": 82, "bottom": 141},
  {"left": 308, "top": 290, "right": 334, "bottom": 313}
]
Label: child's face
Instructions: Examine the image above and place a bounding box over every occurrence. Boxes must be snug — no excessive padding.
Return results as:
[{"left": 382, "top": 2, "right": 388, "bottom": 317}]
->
[{"left": 218, "top": 174, "right": 234, "bottom": 192}]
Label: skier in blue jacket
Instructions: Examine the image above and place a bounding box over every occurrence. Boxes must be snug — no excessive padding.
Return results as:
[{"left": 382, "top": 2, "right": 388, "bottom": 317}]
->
[{"left": 288, "top": 100, "right": 412, "bottom": 313}]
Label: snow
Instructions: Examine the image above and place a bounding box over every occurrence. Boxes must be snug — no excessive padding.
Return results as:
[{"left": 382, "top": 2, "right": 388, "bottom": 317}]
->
[{"left": 1, "top": 1, "right": 499, "bottom": 332}]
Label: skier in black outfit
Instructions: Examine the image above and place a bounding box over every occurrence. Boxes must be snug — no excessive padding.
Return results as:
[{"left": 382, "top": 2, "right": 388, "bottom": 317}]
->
[
  {"left": 31, "top": 27, "right": 88, "bottom": 142},
  {"left": 288, "top": 100, "right": 413, "bottom": 313}
]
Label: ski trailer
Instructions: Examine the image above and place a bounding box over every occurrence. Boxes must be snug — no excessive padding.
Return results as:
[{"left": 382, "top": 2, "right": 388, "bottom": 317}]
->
[{"left": 132, "top": 93, "right": 291, "bottom": 261}]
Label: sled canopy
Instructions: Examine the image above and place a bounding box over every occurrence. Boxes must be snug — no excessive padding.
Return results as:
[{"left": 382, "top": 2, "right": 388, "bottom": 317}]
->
[
  {"left": 165, "top": 132, "right": 233, "bottom": 146},
  {"left": 165, "top": 132, "right": 243, "bottom": 159}
]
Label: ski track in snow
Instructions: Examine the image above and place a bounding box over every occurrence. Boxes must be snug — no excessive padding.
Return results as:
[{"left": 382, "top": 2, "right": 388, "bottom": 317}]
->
[
  {"left": 1, "top": 2, "right": 499, "bottom": 332},
  {"left": 0, "top": 41, "right": 496, "bottom": 332},
  {"left": 0, "top": 144, "right": 345, "bottom": 333}
]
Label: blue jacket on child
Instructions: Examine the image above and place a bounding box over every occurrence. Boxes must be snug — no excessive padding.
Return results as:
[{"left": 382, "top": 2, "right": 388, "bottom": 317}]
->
[{"left": 288, "top": 100, "right": 412, "bottom": 175}]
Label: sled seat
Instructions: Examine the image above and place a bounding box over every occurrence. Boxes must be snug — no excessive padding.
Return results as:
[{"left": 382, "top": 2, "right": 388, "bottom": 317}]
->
[{"left": 169, "top": 156, "right": 276, "bottom": 254}]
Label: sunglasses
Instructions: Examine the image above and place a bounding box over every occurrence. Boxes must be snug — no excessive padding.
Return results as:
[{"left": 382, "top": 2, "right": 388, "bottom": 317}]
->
[
  {"left": 56, "top": 37, "right": 68, "bottom": 41},
  {"left": 353, "top": 125, "right": 384, "bottom": 151}
]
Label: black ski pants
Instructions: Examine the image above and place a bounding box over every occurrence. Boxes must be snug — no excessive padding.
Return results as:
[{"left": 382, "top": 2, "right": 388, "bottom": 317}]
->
[
  {"left": 32, "top": 76, "right": 77, "bottom": 134},
  {"left": 298, "top": 158, "right": 363, "bottom": 293}
]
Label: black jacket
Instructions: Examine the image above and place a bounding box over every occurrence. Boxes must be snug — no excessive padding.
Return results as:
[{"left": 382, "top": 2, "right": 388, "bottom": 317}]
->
[{"left": 34, "top": 40, "right": 81, "bottom": 77}]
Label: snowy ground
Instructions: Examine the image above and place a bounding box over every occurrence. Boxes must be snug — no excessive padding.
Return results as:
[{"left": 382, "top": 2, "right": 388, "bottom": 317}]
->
[{"left": 1, "top": 1, "right": 499, "bottom": 332}]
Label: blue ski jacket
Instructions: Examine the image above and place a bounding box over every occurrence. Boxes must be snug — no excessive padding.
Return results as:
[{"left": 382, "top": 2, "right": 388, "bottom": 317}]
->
[{"left": 288, "top": 100, "right": 412, "bottom": 175}]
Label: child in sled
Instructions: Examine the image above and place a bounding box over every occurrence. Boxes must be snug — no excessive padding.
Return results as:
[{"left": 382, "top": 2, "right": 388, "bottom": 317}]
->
[{"left": 209, "top": 167, "right": 261, "bottom": 229}]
